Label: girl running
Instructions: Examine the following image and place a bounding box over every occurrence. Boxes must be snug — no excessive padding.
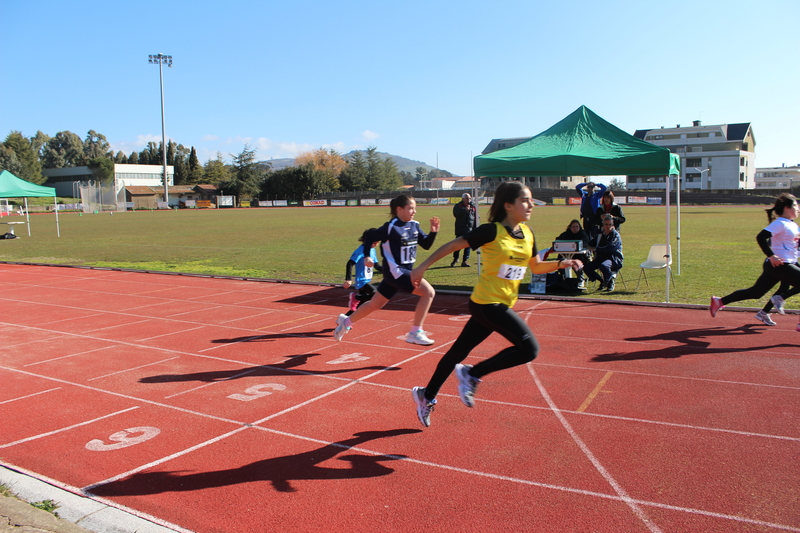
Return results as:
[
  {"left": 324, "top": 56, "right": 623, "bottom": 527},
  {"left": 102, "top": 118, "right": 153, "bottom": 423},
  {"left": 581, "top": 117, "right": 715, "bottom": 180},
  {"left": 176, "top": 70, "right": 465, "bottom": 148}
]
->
[
  {"left": 408, "top": 181, "right": 583, "bottom": 427},
  {"left": 342, "top": 229, "right": 382, "bottom": 316},
  {"left": 711, "top": 193, "right": 800, "bottom": 333},
  {"left": 333, "top": 194, "right": 440, "bottom": 345}
]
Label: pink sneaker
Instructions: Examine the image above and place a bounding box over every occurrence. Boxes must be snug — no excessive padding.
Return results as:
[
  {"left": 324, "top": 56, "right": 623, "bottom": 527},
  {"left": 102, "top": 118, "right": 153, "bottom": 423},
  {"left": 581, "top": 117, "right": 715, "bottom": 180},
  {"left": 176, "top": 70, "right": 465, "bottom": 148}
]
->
[
  {"left": 796, "top": 322, "right": 800, "bottom": 332},
  {"left": 710, "top": 296, "right": 724, "bottom": 318},
  {"left": 348, "top": 292, "right": 358, "bottom": 312}
]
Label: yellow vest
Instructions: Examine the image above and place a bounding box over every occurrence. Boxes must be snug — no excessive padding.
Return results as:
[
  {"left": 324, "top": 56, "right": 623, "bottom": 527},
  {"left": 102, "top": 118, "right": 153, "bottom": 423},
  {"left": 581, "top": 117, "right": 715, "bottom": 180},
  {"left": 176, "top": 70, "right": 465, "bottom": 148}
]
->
[{"left": 471, "top": 222, "right": 535, "bottom": 308}]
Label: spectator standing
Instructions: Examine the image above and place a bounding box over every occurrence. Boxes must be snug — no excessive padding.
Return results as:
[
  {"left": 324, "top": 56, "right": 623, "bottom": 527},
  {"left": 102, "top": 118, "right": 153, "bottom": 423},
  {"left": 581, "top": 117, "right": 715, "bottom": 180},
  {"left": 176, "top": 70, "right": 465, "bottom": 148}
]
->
[
  {"left": 576, "top": 181, "right": 607, "bottom": 233},
  {"left": 451, "top": 193, "right": 477, "bottom": 267}
]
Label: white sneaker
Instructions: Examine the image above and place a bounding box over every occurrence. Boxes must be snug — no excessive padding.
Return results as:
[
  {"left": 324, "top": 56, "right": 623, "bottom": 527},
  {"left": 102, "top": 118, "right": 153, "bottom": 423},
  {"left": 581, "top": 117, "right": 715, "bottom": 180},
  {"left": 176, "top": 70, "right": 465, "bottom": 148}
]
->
[
  {"left": 771, "top": 295, "right": 786, "bottom": 315},
  {"left": 333, "top": 314, "right": 350, "bottom": 341},
  {"left": 405, "top": 330, "right": 434, "bottom": 345},
  {"left": 412, "top": 386, "right": 435, "bottom": 427},
  {"left": 755, "top": 310, "right": 777, "bottom": 326},
  {"left": 455, "top": 364, "right": 481, "bottom": 408}
]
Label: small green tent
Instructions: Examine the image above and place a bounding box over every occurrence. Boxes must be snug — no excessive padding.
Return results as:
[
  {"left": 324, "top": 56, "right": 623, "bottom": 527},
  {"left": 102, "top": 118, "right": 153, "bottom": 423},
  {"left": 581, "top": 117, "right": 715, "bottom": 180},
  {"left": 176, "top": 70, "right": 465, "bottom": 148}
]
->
[
  {"left": 0, "top": 170, "right": 60, "bottom": 237},
  {"left": 473, "top": 105, "right": 680, "bottom": 177}
]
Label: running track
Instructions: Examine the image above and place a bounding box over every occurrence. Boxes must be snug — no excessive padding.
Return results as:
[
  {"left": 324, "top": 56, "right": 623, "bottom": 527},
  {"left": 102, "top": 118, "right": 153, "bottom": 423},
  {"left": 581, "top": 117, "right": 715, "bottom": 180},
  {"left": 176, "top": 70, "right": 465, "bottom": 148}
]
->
[{"left": 1, "top": 263, "right": 798, "bottom": 533}]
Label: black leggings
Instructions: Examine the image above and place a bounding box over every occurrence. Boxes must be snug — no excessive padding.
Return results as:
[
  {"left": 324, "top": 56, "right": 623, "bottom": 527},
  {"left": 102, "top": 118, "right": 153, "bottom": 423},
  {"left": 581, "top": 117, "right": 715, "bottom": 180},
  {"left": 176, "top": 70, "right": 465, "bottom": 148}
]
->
[
  {"left": 345, "top": 283, "right": 376, "bottom": 316},
  {"left": 423, "top": 300, "right": 539, "bottom": 400},
  {"left": 722, "top": 260, "right": 800, "bottom": 306}
]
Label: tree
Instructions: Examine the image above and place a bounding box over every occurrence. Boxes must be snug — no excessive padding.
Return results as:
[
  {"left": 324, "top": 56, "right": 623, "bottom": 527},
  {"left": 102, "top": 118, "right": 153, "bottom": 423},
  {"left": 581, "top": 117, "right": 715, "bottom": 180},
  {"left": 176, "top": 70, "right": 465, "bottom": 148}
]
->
[
  {"left": 339, "top": 150, "right": 368, "bottom": 191},
  {"left": 187, "top": 147, "right": 203, "bottom": 184},
  {"left": 127, "top": 151, "right": 139, "bottom": 164},
  {"left": 219, "top": 144, "right": 265, "bottom": 201},
  {"left": 609, "top": 177, "right": 627, "bottom": 190},
  {"left": 3, "top": 131, "right": 43, "bottom": 183},
  {"left": 0, "top": 144, "right": 23, "bottom": 176},
  {"left": 84, "top": 130, "right": 111, "bottom": 160},
  {"left": 114, "top": 151, "right": 127, "bottom": 164},
  {"left": 42, "top": 131, "right": 85, "bottom": 168},
  {"left": 87, "top": 157, "right": 115, "bottom": 183},
  {"left": 295, "top": 148, "right": 346, "bottom": 193},
  {"left": 203, "top": 153, "right": 231, "bottom": 186}
]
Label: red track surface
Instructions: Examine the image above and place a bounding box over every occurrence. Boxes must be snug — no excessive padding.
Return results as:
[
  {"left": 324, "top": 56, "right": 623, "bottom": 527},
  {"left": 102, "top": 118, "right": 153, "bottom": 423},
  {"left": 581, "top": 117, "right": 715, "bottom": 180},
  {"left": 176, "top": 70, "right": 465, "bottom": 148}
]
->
[{"left": 1, "top": 263, "right": 798, "bottom": 533}]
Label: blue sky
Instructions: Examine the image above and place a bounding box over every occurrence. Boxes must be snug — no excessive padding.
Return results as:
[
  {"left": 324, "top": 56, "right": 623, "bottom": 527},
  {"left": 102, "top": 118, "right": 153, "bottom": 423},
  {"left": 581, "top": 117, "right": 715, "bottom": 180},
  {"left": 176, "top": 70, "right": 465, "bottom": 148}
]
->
[{"left": 2, "top": 0, "right": 798, "bottom": 179}]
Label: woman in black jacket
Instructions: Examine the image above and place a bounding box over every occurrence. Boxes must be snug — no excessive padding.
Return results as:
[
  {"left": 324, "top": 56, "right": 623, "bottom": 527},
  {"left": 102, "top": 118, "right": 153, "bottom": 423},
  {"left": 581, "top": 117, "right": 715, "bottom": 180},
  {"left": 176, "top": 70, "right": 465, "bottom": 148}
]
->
[
  {"left": 555, "top": 219, "right": 590, "bottom": 289},
  {"left": 594, "top": 190, "right": 626, "bottom": 234}
]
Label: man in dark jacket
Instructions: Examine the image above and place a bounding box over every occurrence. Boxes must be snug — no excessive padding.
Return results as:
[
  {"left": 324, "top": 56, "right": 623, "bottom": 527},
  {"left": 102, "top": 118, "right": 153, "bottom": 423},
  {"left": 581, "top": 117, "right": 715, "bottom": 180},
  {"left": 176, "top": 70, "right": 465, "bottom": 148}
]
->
[
  {"left": 584, "top": 214, "right": 624, "bottom": 292},
  {"left": 451, "top": 193, "right": 477, "bottom": 267}
]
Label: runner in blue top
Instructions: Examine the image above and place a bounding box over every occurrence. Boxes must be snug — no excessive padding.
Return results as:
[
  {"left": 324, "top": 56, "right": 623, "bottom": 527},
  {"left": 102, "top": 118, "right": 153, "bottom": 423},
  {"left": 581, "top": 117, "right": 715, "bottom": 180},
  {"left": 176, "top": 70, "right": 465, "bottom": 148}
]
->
[
  {"left": 333, "top": 194, "right": 440, "bottom": 345},
  {"left": 342, "top": 229, "right": 382, "bottom": 316}
]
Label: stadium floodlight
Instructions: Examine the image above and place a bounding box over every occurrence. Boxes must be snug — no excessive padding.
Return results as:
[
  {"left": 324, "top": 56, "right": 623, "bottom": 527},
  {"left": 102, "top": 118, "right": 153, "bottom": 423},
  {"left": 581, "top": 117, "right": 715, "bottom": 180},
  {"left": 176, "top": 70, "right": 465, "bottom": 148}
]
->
[{"left": 148, "top": 54, "right": 173, "bottom": 207}]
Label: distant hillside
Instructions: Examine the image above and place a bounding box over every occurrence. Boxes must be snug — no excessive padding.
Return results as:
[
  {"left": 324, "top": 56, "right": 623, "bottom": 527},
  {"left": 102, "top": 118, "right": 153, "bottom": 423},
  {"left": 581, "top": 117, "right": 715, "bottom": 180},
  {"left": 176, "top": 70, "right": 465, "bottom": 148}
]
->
[{"left": 259, "top": 152, "right": 454, "bottom": 176}]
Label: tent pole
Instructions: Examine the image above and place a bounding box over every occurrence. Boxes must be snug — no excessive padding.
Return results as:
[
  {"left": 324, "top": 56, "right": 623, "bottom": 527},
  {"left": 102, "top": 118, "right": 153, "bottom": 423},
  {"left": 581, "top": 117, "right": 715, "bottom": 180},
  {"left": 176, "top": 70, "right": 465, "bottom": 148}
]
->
[
  {"left": 54, "top": 197, "right": 60, "bottom": 237},
  {"left": 24, "top": 198, "right": 31, "bottom": 237},
  {"left": 664, "top": 175, "right": 671, "bottom": 303}
]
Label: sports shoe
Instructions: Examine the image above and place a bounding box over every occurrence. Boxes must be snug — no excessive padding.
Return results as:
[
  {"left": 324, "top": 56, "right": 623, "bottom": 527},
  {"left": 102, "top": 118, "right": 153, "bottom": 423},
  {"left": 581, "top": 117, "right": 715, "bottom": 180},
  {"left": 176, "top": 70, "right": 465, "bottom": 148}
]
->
[
  {"left": 710, "top": 296, "right": 724, "bottom": 318},
  {"left": 796, "top": 322, "right": 800, "bottom": 332},
  {"left": 771, "top": 295, "right": 786, "bottom": 315},
  {"left": 606, "top": 279, "right": 615, "bottom": 292},
  {"left": 450, "top": 259, "right": 458, "bottom": 267},
  {"left": 412, "top": 386, "right": 436, "bottom": 427},
  {"left": 405, "top": 330, "right": 434, "bottom": 345},
  {"left": 755, "top": 310, "right": 777, "bottom": 326},
  {"left": 333, "top": 314, "right": 350, "bottom": 341},
  {"left": 455, "top": 364, "right": 481, "bottom": 408},
  {"left": 598, "top": 282, "right": 607, "bottom": 291},
  {"left": 348, "top": 292, "right": 358, "bottom": 312},
  {"left": 461, "top": 262, "right": 470, "bottom": 267}
]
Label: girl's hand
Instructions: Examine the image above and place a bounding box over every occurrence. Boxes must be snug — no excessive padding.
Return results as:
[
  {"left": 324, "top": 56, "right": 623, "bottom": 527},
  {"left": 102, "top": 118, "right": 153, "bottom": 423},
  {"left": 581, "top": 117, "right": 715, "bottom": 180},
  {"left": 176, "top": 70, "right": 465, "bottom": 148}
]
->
[
  {"left": 343, "top": 280, "right": 352, "bottom": 289},
  {"left": 430, "top": 216, "right": 440, "bottom": 233},
  {"left": 365, "top": 258, "right": 375, "bottom": 268},
  {"left": 410, "top": 267, "right": 424, "bottom": 288},
  {"left": 566, "top": 259, "right": 583, "bottom": 271},
  {"left": 768, "top": 255, "right": 783, "bottom": 267}
]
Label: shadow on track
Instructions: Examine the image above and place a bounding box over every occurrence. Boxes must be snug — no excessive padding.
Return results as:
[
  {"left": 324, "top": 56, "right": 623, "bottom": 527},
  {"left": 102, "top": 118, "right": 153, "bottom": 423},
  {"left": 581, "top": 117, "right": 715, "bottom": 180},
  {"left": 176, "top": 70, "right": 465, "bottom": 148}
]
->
[
  {"left": 592, "top": 325, "right": 800, "bottom": 361},
  {"left": 87, "top": 429, "right": 420, "bottom": 495}
]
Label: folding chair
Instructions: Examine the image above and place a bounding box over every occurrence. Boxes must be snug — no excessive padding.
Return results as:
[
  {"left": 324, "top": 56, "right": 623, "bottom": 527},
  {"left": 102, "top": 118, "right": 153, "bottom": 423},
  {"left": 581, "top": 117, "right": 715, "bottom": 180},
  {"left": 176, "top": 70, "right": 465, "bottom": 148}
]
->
[{"left": 636, "top": 244, "right": 675, "bottom": 290}]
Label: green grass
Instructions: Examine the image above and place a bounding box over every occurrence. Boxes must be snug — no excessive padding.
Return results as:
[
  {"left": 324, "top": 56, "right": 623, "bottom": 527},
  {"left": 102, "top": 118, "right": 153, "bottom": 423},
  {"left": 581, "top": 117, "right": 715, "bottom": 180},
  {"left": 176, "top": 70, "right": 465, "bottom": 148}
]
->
[{"left": 0, "top": 204, "right": 773, "bottom": 306}]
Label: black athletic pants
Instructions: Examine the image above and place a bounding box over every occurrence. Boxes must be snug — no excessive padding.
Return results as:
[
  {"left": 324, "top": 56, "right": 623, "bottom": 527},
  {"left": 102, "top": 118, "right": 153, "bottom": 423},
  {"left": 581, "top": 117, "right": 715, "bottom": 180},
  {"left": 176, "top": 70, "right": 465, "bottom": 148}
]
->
[
  {"left": 722, "top": 260, "right": 800, "bottom": 306},
  {"left": 423, "top": 299, "right": 539, "bottom": 401}
]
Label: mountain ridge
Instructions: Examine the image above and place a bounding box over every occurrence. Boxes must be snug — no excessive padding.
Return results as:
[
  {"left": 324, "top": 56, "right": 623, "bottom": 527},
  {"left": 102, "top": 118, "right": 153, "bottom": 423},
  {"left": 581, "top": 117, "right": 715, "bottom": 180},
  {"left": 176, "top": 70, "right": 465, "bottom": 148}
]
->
[{"left": 260, "top": 151, "right": 456, "bottom": 176}]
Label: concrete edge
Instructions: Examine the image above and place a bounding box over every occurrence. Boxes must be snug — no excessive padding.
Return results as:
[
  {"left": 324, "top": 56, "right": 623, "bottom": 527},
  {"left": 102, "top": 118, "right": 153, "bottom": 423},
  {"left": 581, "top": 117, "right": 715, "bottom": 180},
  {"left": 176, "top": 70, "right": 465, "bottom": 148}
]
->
[{"left": 0, "top": 463, "right": 192, "bottom": 533}]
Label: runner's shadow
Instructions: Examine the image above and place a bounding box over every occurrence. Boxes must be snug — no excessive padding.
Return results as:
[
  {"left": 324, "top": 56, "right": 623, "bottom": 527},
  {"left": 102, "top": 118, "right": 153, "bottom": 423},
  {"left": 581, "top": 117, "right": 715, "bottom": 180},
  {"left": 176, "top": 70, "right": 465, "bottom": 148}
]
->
[
  {"left": 211, "top": 330, "right": 332, "bottom": 343},
  {"left": 592, "top": 325, "right": 799, "bottom": 361},
  {"left": 87, "top": 429, "right": 420, "bottom": 495},
  {"left": 140, "top": 353, "right": 400, "bottom": 383}
]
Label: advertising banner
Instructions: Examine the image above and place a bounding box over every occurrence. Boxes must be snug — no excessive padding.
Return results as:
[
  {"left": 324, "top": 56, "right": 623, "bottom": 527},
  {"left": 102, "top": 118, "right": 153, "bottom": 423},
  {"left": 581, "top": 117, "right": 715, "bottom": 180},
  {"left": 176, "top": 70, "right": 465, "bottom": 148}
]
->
[
  {"left": 303, "top": 200, "right": 327, "bottom": 206},
  {"left": 360, "top": 199, "right": 376, "bottom": 206},
  {"left": 628, "top": 196, "right": 648, "bottom": 204}
]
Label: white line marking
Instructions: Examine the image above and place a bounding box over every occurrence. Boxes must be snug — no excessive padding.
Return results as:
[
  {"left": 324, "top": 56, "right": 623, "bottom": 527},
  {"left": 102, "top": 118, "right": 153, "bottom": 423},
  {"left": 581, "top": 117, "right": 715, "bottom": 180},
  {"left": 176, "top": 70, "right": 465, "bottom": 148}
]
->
[
  {"left": 0, "top": 387, "right": 61, "bottom": 405},
  {"left": 87, "top": 356, "right": 182, "bottom": 382},
  {"left": 0, "top": 407, "right": 140, "bottom": 449},
  {"left": 136, "top": 325, "right": 204, "bottom": 342},
  {"left": 24, "top": 345, "right": 116, "bottom": 367},
  {"left": 528, "top": 365, "right": 663, "bottom": 533}
]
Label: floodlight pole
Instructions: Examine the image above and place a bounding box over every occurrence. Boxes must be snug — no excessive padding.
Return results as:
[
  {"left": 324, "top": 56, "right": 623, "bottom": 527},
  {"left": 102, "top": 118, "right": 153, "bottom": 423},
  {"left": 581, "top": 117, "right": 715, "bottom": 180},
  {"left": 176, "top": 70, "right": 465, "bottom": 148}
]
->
[{"left": 149, "top": 54, "right": 172, "bottom": 208}]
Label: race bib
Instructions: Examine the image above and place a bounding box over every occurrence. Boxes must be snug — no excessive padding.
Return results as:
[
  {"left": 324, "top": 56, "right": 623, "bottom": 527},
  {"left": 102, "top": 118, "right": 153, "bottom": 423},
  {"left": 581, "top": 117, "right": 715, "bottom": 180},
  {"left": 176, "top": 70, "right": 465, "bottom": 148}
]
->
[
  {"left": 364, "top": 265, "right": 373, "bottom": 280},
  {"left": 497, "top": 263, "right": 526, "bottom": 280},
  {"left": 400, "top": 244, "right": 417, "bottom": 264}
]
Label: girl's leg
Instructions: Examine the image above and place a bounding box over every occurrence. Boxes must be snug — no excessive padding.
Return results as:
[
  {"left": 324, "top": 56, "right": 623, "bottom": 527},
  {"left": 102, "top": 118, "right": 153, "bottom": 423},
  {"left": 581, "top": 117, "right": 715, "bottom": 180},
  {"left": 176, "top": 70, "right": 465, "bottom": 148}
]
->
[
  {"left": 721, "top": 261, "right": 780, "bottom": 306},
  {"left": 411, "top": 278, "right": 435, "bottom": 329},
  {"left": 346, "top": 291, "right": 389, "bottom": 325},
  {"left": 469, "top": 302, "right": 539, "bottom": 379},
  {"left": 423, "top": 316, "right": 493, "bottom": 400},
  {"left": 762, "top": 281, "right": 790, "bottom": 313}
]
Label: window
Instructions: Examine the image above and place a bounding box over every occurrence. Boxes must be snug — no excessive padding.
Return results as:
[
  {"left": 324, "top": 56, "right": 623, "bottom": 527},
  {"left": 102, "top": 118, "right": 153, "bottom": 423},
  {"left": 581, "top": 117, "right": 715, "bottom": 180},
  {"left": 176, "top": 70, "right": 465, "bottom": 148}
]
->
[
  {"left": 740, "top": 172, "right": 745, "bottom": 182},
  {"left": 686, "top": 158, "right": 702, "bottom": 168}
]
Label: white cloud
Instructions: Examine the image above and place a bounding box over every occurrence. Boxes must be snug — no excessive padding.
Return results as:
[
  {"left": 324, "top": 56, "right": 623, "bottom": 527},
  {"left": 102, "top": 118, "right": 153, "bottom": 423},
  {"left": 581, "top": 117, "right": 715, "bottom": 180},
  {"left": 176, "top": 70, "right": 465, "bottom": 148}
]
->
[
  {"left": 361, "top": 130, "right": 380, "bottom": 142},
  {"left": 201, "top": 134, "right": 219, "bottom": 141}
]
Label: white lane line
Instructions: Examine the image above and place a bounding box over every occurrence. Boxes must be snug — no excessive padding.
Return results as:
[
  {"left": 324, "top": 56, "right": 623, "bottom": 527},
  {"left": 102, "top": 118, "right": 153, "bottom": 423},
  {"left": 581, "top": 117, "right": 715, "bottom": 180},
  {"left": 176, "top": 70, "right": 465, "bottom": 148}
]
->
[
  {"left": 23, "top": 345, "right": 116, "bottom": 367},
  {"left": 528, "top": 365, "right": 663, "bottom": 533},
  {"left": 87, "top": 356, "right": 182, "bottom": 382},
  {"left": 136, "top": 325, "right": 205, "bottom": 342},
  {"left": 0, "top": 387, "right": 61, "bottom": 405},
  {"left": 0, "top": 407, "right": 140, "bottom": 449}
]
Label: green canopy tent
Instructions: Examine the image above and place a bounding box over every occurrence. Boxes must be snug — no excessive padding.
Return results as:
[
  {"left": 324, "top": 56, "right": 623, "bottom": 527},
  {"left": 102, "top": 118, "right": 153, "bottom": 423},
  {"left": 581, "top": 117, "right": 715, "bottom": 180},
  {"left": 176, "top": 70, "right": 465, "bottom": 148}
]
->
[
  {"left": 473, "top": 105, "right": 681, "bottom": 300},
  {"left": 0, "top": 170, "right": 60, "bottom": 237}
]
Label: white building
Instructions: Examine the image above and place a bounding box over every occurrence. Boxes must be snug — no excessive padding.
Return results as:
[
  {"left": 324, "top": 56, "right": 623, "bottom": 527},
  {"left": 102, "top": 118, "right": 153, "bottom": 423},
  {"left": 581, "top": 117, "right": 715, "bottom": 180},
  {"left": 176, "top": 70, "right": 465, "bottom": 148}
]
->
[
  {"left": 42, "top": 164, "right": 174, "bottom": 201},
  {"left": 630, "top": 120, "right": 755, "bottom": 190},
  {"left": 754, "top": 165, "right": 800, "bottom": 190}
]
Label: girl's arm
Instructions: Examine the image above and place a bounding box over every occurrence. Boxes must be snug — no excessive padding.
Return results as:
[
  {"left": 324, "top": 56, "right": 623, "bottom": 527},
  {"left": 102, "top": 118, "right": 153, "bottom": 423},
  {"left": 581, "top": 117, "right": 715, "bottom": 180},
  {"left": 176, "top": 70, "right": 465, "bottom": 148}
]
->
[
  {"left": 529, "top": 254, "right": 582, "bottom": 275},
  {"left": 757, "top": 229, "right": 783, "bottom": 266},
  {"left": 410, "top": 237, "right": 469, "bottom": 287}
]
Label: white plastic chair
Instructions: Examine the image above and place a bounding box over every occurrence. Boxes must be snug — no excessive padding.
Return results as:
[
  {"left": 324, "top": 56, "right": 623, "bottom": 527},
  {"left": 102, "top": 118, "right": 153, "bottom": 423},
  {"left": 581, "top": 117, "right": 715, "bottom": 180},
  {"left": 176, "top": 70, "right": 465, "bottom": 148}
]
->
[{"left": 636, "top": 244, "right": 675, "bottom": 290}]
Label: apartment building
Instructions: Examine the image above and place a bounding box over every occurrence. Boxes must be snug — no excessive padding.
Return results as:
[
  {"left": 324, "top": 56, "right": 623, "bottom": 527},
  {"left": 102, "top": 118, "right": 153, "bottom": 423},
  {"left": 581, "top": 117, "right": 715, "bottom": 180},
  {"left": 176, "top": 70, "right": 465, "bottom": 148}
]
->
[
  {"left": 630, "top": 120, "right": 755, "bottom": 190},
  {"left": 754, "top": 165, "right": 800, "bottom": 189}
]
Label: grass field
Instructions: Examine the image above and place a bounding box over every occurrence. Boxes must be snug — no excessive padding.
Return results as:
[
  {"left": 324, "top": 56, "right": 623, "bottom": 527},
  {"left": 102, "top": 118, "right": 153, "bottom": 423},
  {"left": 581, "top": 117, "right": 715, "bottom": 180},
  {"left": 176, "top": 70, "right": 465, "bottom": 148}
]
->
[{"left": 0, "top": 204, "right": 777, "bottom": 306}]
